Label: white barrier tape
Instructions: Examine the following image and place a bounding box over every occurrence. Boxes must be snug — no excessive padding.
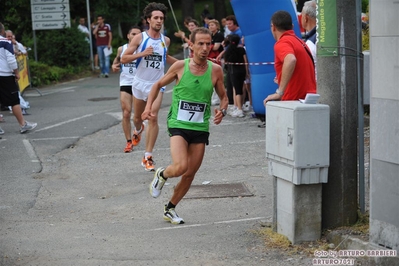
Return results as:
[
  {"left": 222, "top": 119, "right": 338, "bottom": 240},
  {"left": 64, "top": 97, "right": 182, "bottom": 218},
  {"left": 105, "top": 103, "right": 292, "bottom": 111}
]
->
[{"left": 207, "top": 58, "right": 274, "bottom": 65}]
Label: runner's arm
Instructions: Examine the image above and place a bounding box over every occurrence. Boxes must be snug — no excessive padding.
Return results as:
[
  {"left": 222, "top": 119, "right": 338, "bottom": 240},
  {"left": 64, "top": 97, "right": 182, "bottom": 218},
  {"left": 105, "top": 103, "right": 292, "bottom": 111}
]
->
[
  {"left": 120, "top": 34, "right": 152, "bottom": 64},
  {"left": 112, "top": 46, "right": 123, "bottom": 72},
  {"left": 142, "top": 61, "right": 184, "bottom": 120}
]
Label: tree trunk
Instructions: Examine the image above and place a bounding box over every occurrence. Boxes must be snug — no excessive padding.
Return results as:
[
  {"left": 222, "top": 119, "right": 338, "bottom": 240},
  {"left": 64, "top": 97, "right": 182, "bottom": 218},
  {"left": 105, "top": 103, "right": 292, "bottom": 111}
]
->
[
  {"left": 181, "top": 0, "right": 195, "bottom": 22},
  {"left": 213, "top": 0, "right": 227, "bottom": 21}
]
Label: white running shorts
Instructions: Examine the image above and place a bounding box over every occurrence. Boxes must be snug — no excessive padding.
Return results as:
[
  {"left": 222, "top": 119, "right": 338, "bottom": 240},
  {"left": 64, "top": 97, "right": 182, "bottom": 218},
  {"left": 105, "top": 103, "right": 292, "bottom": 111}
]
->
[{"left": 132, "top": 77, "right": 165, "bottom": 101}]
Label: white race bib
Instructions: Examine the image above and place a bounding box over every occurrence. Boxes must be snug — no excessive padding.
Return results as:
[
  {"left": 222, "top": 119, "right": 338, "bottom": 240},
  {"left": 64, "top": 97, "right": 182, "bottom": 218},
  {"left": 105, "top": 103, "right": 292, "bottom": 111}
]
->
[
  {"left": 177, "top": 100, "right": 206, "bottom": 123},
  {"left": 144, "top": 54, "right": 162, "bottom": 69}
]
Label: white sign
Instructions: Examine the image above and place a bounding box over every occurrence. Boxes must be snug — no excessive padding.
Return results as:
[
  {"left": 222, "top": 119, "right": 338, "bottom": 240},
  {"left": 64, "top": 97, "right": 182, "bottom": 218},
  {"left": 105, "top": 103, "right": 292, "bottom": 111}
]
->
[
  {"left": 31, "top": 0, "right": 68, "bottom": 4},
  {"left": 31, "top": 4, "right": 70, "bottom": 13},
  {"left": 33, "top": 21, "right": 71, "bottom": 30},
  {"left": 32, "top": 12, "right": 70, "bottom": 22},
  {"left": 31, "top": 0, "right": 70, "bottom": 30}
]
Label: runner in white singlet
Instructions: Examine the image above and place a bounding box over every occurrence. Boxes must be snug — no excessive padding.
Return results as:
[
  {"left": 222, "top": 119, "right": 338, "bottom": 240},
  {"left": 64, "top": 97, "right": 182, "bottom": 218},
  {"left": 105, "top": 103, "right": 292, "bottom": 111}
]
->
[
  {"left": 112, "top": 26, "right": 141, "bottom": 153},
  {"left": 121, "top": 2, "right": 177, "bottom": 171}
]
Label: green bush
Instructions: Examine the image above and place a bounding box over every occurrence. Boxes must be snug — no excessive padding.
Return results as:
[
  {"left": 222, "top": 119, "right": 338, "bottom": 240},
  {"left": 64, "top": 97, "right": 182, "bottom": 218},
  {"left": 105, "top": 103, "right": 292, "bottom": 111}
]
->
[
  {"left": 29, "top": 61, "right": 67, "bottom": 87},
  {"left": 362, "top": 0, "right": 369, "bottom": 13},
  {"left": 29, "top": 60, "right": 91, "bottom": 87},
  {"left": 111, "top": 35, "right": 126, "bottom": 59},
  {"left": 35, "top": 27, "right": 90, "bottom": 68},
  {"left": 362, "top": 26, "right": 369, "bottom": 51}
]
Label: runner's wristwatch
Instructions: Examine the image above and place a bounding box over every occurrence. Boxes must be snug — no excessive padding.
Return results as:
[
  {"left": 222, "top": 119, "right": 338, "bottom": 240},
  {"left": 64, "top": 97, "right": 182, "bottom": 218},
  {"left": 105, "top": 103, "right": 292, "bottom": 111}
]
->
[
  {"left": 276, "top": 89, "right": 284, "bottom": 96},
  {"left": 220, "top": 109, "right": 227, "bottom": 117}
]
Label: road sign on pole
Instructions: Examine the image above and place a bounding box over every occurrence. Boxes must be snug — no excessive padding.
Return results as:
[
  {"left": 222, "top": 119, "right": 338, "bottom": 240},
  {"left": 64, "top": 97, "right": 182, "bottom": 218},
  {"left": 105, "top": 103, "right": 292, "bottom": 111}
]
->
[
  {"left": 31, "top": 0, "right": 68, "bottom": 3},
  {"left": 32, "top": 12, "right": 70, "bottom": 22},
  {"left": 33, "top": 21, "right": 71, "bottom": 30},
  {"left": 31, "top": 0, "right": 70, "bottom": 30},
  {"left": 31, "top": 4, "right": 70, "bottom": 13},
  {"left": 30, "top": 0, "right": 71, "bottom": 61}
]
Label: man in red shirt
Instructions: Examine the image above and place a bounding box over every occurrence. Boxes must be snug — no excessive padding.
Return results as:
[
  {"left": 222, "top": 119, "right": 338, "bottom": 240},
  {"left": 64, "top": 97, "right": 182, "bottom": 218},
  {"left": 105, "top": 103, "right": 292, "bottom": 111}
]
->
[
  {"left": 93, "top": 15, "right": 112, "bottom": 78},
  {"left": 263, "top": 10, "right": 316, "bottom": 104}
]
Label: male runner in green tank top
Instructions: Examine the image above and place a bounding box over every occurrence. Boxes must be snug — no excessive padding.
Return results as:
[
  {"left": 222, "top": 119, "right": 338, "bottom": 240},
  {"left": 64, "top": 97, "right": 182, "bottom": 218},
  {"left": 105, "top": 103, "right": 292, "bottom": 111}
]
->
[{"left": 142, "top": 27, "right": 228, "bottom": 224}]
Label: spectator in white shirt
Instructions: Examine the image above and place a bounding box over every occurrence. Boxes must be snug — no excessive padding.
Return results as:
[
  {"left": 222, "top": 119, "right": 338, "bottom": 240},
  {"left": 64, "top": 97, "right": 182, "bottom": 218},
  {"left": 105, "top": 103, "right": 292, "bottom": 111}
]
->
[
  {"left": 77, "top": 17, "right": 90, "bottom": 43},
  {"left": 5, "top": 30, "right": 26, "bottom": 55}
]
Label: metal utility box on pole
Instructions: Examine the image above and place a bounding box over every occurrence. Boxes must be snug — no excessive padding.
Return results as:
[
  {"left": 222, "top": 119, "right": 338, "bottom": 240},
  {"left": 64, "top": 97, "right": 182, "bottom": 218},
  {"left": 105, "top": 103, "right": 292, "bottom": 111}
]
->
[
  {"left": 266, "top": 101, "right": 330, "bottom": 244},
  {"left": 316, "top": 0, "right": 359, "bottom": 228}
]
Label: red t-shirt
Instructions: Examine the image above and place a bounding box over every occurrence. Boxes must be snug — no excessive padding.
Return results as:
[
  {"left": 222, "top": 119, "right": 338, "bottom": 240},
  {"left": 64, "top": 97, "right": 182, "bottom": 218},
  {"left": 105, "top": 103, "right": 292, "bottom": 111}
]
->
[
  {"left": 95, "top": 23, "right": 111, "bottom": 46},
  {"left": 274, "top": 30, "right": 316, "bottom": 101}
]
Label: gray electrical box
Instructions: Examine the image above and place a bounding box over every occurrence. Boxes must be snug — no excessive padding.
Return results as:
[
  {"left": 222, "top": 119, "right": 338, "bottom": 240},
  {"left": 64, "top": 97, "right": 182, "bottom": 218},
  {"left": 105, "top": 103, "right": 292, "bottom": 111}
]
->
[{"left": 266, "top": 101, "right": 330, "bottom": 185}]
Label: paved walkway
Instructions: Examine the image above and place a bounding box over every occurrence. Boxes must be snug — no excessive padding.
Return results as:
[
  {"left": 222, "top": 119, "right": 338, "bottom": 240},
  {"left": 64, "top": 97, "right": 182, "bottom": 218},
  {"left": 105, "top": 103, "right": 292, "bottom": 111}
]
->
[{"left": 1, "top": 72, "right": 316, "bottom": 265}]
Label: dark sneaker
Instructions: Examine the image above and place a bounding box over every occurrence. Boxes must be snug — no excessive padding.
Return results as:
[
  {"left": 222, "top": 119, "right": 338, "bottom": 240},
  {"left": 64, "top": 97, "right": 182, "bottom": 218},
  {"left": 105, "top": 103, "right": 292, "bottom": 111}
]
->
[
  {"left": 20, "top": 121, "right": 37, "bottom": 134},
  {"left": 163, "top": 205, "right": 184, "bottom": 224}
]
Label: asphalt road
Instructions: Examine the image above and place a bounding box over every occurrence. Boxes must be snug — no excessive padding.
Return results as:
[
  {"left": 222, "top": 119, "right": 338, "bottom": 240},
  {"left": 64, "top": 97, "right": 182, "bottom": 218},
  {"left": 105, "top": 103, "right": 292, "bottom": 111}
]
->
[{"left": 0, "top": 71, "right": 313, "bottom": 265}]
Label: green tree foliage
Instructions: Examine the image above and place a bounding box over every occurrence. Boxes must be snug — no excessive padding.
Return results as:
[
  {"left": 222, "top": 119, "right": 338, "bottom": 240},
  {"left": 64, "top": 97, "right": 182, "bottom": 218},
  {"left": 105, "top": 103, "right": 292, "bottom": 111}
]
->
[
  {"left": 0, "top": 0, "right": 31, "bottom": 37},
  {"left": 362, "top": 26, "right": 369, "bottom": 51},
  {"left": 1, "top": 0, "right": 233, "bottom": 69},
  {"left": 361, "top": 0, "right": 369, "bottom": 13},
  {"left": 36, "top": 27, "right": 89, "bottom": 67},
  {"left": 0, "top": 0, "right": 149, "bottom": 43},
  {"left": 92, "top": 0, "right": 149, "bottom": 37}
]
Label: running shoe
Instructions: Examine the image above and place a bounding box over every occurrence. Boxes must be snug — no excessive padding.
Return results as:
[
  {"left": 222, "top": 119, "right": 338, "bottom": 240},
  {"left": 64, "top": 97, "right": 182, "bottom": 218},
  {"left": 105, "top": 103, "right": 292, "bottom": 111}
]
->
[
  {"left": 142, "top": 156, "right": 155, "bottom": 171},
  {"left": 149, "top": 167, "right": 166, "bottom": 198},
  {"left": 231, "top": 109, "right": 245, "bottom": 118},
  {"left": 163, "top": 205, "right": 185, "bottom": 224},
  {"left": 227, "top": 105, "right": 237, "bottom": 116},
  {"left": 0, "top": 126, "right": 4, "bottom": 135},
  {"left": 132, "top": 123, "right": 145, "bottom": 146},
  {"left": 242, "top": 101, "right": 253, "bottom": 112},
  {"left": 20, "top": 121, "right": 37, "bottom": 134},
  {"left": 124, "top": 141, "right": 133, "bottom": 153}
]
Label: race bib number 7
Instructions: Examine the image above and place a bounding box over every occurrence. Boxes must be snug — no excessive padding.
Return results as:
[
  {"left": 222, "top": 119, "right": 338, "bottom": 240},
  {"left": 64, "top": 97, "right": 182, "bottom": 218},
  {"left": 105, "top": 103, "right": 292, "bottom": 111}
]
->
[{"left": 177, "top": 100, "right": 206, "bottom": 123}]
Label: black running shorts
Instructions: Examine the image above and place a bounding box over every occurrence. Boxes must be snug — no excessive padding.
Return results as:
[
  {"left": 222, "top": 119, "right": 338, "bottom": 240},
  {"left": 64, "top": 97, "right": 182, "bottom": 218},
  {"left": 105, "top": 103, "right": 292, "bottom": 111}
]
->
[
  {"left": 0, "top": 76, "right": 20, "bottom": 107},
  {"left": 168, "top": 128, "right": 209, "bottom": 145},
  {"left": 120, "top": 85, "right": 133, "bottom": 95}
]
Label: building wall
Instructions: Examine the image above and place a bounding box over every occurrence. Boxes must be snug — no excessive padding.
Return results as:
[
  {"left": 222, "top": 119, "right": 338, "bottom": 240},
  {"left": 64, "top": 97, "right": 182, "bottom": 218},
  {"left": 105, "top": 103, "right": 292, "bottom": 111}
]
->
[{"left": 369, "top": 0, "right": 399, "bottom": 251}]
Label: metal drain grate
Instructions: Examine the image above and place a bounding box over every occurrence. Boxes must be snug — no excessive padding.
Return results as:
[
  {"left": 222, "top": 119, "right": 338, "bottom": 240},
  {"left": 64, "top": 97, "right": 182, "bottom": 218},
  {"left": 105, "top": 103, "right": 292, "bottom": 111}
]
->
[
  {"left": 183, "top": 182, "right": 253, "bottom": 199},
  {"left": 88, "top": 97, "right": 118, "bottom": 102}
]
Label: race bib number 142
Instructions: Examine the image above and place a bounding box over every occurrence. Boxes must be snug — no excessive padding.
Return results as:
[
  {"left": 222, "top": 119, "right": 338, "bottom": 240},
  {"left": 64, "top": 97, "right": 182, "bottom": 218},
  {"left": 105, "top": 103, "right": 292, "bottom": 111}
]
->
[{"left": 144, "top": 54, "right": 162, "bottom": 69}]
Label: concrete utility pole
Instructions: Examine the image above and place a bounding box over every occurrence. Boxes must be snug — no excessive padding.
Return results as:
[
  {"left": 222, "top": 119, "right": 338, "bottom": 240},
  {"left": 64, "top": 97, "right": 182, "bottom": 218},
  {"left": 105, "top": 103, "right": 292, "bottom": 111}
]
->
[{"left": 317, "top": 0, "right": 359, "bottom": 228}]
